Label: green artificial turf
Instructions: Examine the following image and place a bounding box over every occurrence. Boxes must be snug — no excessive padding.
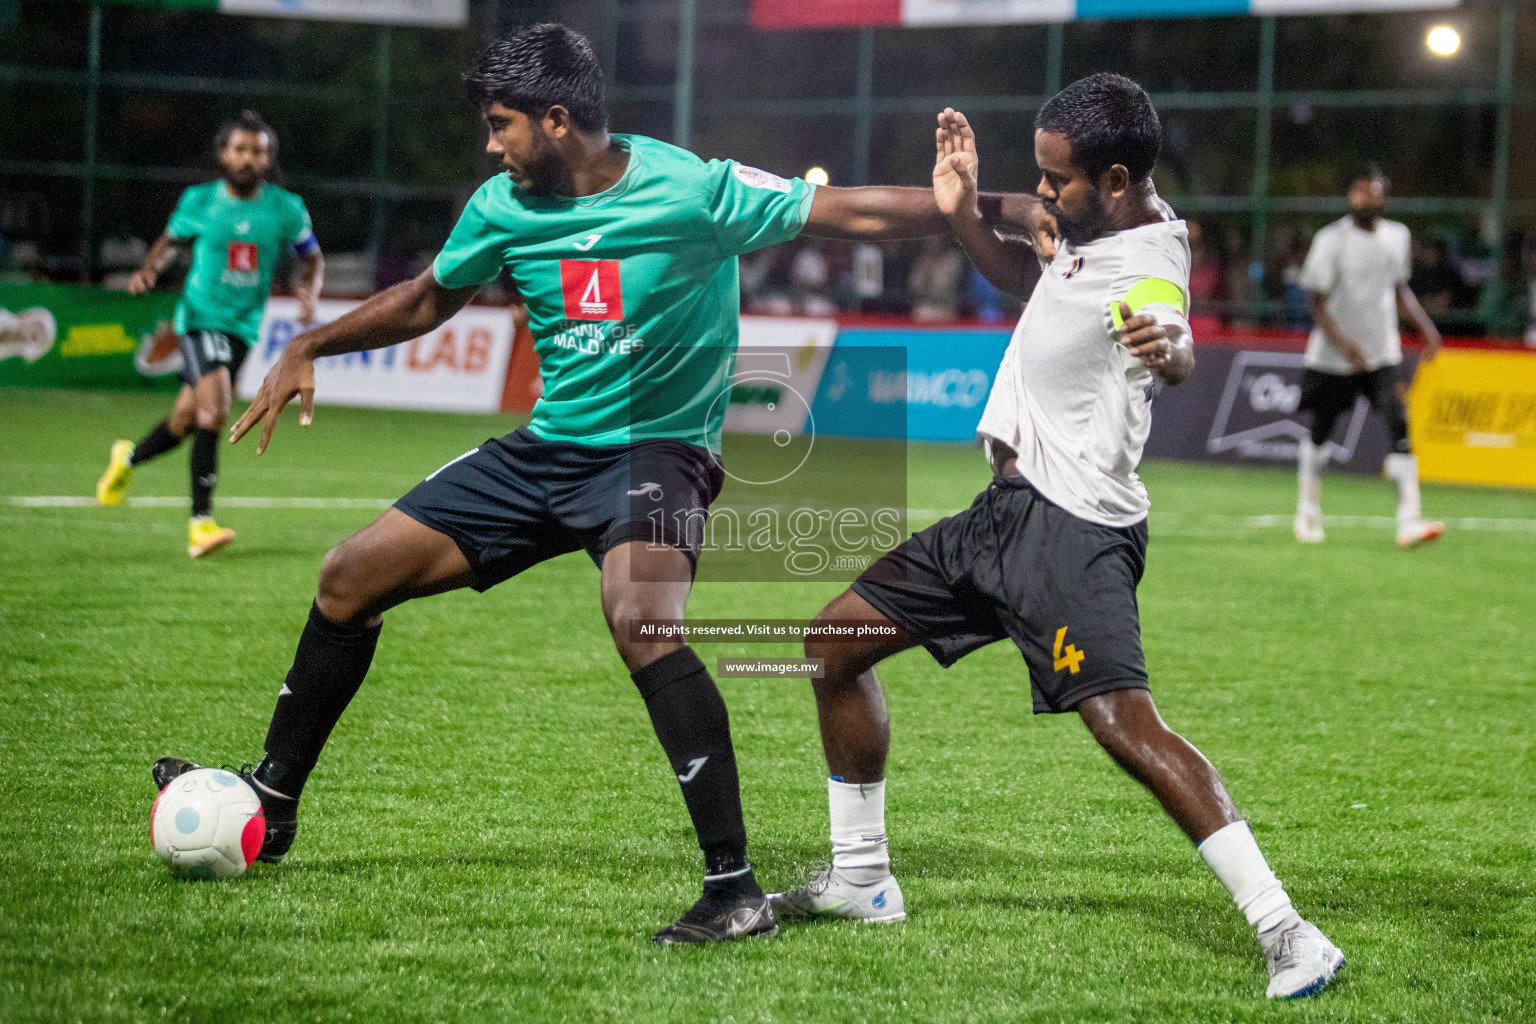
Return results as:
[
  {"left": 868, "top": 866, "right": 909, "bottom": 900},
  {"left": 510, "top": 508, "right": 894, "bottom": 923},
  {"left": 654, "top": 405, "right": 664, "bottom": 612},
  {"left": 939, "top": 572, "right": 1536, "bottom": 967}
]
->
[{"left": 1, "top": 387, "right": 1532, "bottom": 1023}]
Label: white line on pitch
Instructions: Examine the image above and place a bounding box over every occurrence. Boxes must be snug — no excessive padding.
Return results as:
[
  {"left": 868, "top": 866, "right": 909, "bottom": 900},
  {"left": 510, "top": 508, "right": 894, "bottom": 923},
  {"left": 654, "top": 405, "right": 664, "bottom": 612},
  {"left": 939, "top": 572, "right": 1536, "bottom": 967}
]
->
[
  {"left": 8, "top": 497, "right": 1536, "bottom": 533},
  {"left": 6, "top": 496, "right": 393, "bottom": 509}
]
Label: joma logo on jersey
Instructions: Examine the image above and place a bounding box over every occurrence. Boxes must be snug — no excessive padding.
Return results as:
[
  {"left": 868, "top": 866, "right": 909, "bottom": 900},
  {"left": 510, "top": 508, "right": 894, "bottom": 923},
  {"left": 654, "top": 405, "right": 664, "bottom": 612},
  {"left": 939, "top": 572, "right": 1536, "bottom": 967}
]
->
[
  {"left": 227, "top": 241, "right": 259, "bottom": 273},
  {"left": 560, "top": 260, "right": 623, "bottom": 321}
]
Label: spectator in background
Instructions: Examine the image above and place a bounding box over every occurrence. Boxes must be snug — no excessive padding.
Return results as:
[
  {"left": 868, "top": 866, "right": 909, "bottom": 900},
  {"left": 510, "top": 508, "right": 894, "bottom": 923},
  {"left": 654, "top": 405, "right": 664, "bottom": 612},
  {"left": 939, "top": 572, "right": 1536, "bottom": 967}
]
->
[
  {"left": 968, "top": 262, "right": 1010, "bottom": 324},
  {"left": 908, "top": 234, "right": 965, "bottom": 322},
  {"left": 790, "top": 240, "right": 838, "bottom": 316},
  {"left": 850, "top": 241, "right": 885, "bottom": 309},
  {"left": 1476, "top": 231, "right": 1534, "bottom": 343},
  {"left": 742, "top": 246, "right": 794, "bottom": 315},
  {"left": 1222, "top": 226, "right": 1251, "bottom": 319},
  {"left": 99, "top": 235, "right": 150, "bottom": 292},
  {"left": 1408, "top": 236, "right": 1471, "bottom": 320},
  {"left": 1268, "top": 227, "right": 1312, "bottom": 329},
  {"left": 1186, "top": 221, "right": 1224, "bottom": 336}
]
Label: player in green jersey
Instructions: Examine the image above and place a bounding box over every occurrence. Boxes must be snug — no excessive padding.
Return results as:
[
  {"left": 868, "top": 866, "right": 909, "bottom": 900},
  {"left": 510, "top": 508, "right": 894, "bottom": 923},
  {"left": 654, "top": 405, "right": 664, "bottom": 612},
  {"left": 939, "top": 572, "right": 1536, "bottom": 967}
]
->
[
  {"left": 97, "top": 111, "right": 324, "bottom": 558},
  {"left": 152, "top": 24, "right": 1053, "bottom": 944}
]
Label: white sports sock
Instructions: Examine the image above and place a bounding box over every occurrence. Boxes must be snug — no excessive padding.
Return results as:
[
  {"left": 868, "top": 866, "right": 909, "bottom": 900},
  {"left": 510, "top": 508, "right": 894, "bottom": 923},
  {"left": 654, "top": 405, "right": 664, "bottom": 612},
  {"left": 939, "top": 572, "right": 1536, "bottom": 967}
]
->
[
  {"left": 1198, "top": 820, "right": 1297, "bottom": 936},
  {"left": 1297, "top": 442, "right": 1324, "bottom": 516},
  {"left": 829, "top": 778, "right": 890, "bottom": 884},
  {"left": 1384, "top": 452, "right": 1421, "bottom": 524}
]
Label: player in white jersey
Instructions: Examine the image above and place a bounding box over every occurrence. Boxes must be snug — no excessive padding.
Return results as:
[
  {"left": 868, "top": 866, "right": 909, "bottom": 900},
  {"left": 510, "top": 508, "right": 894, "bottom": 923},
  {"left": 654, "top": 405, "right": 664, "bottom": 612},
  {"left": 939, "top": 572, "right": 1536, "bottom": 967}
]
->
[
  {"left": 1294, "top": 164, "right": 1444, "bottom": 548},
  {"left": 773, "top": 76, "right": 1343, "bottom": 1001}
]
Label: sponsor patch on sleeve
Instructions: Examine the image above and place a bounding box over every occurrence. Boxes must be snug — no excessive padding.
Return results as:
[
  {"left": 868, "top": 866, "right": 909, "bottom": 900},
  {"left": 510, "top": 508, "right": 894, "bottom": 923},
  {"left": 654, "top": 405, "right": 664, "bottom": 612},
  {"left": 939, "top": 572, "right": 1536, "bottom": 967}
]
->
[{"left": 732, "top": 165, "right": 792, "bottom": 194}]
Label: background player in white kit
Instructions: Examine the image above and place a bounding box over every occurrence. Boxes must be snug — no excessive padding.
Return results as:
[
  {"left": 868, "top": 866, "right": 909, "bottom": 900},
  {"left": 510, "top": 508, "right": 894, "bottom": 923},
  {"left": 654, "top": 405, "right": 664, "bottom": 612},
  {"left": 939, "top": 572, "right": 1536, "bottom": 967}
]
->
[
  {"left": 1294, "top": 164, "right": 1444, "bottom": 548},
  {"left": 774, "top": 75, "right": 1344, "bottom": 1001}
]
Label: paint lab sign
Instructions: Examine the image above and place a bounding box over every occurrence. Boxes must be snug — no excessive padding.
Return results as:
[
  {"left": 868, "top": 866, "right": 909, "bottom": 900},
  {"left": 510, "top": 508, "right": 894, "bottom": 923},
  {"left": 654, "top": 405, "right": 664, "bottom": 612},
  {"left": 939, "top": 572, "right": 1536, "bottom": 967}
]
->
[{"left": 241, "top": 297, "right": 514, "bottom": 413}]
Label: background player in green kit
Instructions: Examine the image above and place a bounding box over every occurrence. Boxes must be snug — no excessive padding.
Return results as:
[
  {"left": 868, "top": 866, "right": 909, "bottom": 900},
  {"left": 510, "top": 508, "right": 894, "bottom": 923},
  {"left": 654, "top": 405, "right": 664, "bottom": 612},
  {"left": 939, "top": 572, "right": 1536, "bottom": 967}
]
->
[
  {"left": 151, "top": 24, "right": 1053, "bottom": 944},
  {"left": 96, "top": 111, "right": 324, "bottom": 558}
]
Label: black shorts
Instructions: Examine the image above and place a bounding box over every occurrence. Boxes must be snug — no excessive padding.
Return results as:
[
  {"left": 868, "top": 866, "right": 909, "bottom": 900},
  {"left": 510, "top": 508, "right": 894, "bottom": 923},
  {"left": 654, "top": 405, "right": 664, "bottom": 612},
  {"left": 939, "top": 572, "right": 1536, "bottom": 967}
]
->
[
  {"left": 852, "top": 476, "right": 1150, "bottom": 714},
  {"left": 1298, "top": 365, "right": 1401, "bottom": 421},
  {"left": 394, "top": 427, "right": 726, "bottom": 592},
  {"left": 178, "top": 329, "right": 251, "bottom": 387}
]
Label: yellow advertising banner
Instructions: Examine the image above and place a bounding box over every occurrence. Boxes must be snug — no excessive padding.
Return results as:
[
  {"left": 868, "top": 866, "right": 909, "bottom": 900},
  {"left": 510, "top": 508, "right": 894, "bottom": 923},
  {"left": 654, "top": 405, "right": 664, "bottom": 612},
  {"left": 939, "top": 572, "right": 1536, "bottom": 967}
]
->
[{"left": 1409, "top": 349, "right": 1536, "bottom": 490}]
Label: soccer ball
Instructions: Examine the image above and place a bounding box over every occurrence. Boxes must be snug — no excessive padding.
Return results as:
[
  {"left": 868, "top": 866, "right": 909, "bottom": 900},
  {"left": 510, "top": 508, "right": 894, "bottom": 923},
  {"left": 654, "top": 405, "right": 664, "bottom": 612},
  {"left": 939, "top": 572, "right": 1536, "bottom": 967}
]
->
[{"left": 151, "top": 768, "right": 265, "bottom": 879}]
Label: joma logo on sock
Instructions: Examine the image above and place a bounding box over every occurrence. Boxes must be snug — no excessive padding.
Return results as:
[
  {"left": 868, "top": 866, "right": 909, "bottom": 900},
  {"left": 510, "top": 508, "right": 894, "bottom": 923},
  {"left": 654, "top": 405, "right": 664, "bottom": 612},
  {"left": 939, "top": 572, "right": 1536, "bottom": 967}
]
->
[{"left": 676, "top": 757, "right": 708, "bottom": 783}]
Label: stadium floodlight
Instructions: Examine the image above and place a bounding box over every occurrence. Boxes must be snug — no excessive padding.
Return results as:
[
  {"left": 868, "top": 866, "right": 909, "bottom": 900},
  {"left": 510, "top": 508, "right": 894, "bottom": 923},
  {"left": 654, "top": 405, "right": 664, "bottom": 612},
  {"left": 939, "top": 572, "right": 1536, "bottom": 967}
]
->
[
  {"left": 805, "top": 167, "right": 831, "bottom": 186},
  {"left": 1426, "top": 25, "right": 1460, "bottom": 57}
]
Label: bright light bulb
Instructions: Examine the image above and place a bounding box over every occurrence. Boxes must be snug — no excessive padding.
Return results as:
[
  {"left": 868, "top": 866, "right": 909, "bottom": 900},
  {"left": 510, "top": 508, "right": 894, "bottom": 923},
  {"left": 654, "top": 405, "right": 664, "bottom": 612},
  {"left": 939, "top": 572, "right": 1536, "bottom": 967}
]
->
[
  {"left": 1426, "top": 25, "right": 1460, "bottom": 57},
  {"left": 805, "top": 166, "right": 830, "bottom": 186}
]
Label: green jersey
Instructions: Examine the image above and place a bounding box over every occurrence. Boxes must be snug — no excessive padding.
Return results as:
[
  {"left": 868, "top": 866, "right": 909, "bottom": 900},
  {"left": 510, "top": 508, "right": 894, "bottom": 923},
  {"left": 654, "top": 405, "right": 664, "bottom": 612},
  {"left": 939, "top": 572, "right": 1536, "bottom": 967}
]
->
[
  {"left": 166, "top": 180, "right": 315, "bottom": 345},
  {"left": 433, "top": 134, "right": 816, "bottom": 450}
]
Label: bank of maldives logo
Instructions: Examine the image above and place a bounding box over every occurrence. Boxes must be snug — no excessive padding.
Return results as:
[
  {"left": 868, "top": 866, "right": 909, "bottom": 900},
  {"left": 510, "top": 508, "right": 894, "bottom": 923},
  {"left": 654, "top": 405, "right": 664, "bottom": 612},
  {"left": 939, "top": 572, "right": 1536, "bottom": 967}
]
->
[
  {"left": 560, "top": 260, "right": 623, "bottom": 321},
  {"left": 227, "top": 241, "right": 259, "bottom": 273}
]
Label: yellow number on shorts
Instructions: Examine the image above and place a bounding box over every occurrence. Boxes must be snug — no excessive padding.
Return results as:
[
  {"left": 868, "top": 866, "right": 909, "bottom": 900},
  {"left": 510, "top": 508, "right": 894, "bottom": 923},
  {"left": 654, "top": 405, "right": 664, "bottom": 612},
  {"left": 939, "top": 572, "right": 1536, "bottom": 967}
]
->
[{"left": 1053, "top": 627, "right": 1084, "bottom": 674}]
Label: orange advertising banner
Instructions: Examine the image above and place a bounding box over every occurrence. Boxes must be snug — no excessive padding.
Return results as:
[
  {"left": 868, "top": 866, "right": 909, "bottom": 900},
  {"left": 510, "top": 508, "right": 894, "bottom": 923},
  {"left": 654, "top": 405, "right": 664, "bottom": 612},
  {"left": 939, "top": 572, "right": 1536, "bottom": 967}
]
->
[{"left": 1409, "top": 349, "right": 1536, "bottom": 490}]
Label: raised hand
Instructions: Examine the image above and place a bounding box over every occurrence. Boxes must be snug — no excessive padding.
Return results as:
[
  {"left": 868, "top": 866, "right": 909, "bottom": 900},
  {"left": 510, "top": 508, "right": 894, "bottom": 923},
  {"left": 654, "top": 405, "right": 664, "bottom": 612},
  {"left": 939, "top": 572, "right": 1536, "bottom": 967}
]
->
[
  {"left": 228, "top": 338, "right": 316, "bottom": 454},
  {"left": 126, "top": 268, "right": 157, "bottom": 295},
  {"left": 933, "top": 107, "right": 980, "bottom": 218}
]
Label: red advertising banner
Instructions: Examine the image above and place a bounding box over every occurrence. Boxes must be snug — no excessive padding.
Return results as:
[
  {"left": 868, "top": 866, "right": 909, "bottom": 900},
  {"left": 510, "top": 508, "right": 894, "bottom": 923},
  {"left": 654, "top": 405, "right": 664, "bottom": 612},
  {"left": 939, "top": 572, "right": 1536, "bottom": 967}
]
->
[{"left": 751, "top": 0, "right": 900, "bottom": 29}]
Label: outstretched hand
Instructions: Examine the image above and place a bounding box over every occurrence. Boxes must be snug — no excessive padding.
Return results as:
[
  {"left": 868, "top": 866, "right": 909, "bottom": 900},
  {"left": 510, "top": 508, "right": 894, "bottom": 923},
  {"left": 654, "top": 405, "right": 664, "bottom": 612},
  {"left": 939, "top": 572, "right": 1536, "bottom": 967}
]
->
[
  {"left": 228, "top": 341, "right": 316, "bottom": 454},
  {"left": 933, "top": 107, "right": 980, "bottom": 218}
]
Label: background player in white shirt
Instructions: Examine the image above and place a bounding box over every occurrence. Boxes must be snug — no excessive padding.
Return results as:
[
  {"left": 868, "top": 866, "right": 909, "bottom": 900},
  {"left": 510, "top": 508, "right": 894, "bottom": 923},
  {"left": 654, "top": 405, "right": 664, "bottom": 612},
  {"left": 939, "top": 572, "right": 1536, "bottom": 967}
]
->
[
  {"left": 774, "top": 75, "right": 1343, "bottom": 1001},
  {"left": 1294, "top": 164, "right": 1444, "bottom": 547}
]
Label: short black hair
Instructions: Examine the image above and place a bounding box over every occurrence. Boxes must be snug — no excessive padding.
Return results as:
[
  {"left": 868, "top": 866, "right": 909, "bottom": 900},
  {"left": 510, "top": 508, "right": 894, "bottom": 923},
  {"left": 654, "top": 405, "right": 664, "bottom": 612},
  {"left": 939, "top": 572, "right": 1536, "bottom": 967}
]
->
[
  {"left": 465, "top": 24, "right": 607, "bottom": 133},
  {"left": 1035, "top": 73, "right": 1161, "bottom": 183},
  {"left": 215, "top": 109, "right": 277, "bottom": 159},
  {"left": 1350, "top": 161, "right": 1389, "bottom": 190}
]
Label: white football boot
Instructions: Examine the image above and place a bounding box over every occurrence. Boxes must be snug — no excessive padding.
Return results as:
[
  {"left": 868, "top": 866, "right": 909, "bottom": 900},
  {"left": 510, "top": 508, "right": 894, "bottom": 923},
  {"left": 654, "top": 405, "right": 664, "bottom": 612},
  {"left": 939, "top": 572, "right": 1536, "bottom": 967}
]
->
[
  {"left": 1261, "top": 917, "right": 1345, "bottom": 999},
  {"left": 1294, "top": 511, "right": 1326, "bottom": 544},
  {"left": 1396, "top": 519, "right": 1445, "bottom": 549},
  {"left": 770, "top": 865, "right": 906, "bottom": 924}
]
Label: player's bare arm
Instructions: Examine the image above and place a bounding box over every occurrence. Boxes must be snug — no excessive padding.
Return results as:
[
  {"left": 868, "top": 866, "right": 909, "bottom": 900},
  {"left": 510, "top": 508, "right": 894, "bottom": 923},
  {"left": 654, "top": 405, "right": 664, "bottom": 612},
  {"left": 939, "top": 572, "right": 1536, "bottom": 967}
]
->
[
  {"left": 802, "top": 184, "right": 950, "bottom": 239},
  {"left": 1305, "top": 291, "right": 1369, "bottom": 372},
  {"left": 933, "top": 108, "right": 1043, "bottom": 298},
  {"left": 230, "top": 268, "right": 478, "bottom": 453},
  {"left": 802, "top": 169, "right": 1050, "bottom": 246},
  {"left": 1118, "top": 300, "right": 1194, "bottom": 385},
  {"left": 295, "top": 249, "right": 325, "bottom": 327},
  {"left": 1396, "top": 282, "right": 1442, "bottom": 362},
  {"left": 126, "top": 231, "right": 190, "bottom": 294}
]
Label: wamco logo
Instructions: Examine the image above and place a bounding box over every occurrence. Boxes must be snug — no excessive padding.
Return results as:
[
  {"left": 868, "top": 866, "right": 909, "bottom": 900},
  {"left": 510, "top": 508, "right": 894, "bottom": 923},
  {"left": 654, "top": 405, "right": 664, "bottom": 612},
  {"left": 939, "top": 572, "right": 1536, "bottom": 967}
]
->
[{"left": 868, "top": 368, "right": 990, "bottom": 409}]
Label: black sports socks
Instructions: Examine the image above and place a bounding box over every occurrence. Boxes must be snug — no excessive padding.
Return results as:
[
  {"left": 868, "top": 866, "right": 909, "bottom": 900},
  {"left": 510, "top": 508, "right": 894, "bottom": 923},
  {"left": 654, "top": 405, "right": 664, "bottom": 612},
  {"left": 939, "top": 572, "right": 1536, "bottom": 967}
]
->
[
  {"left": 631, "top": 647, "right": 751, "bottom": 878},
  {"left": 260, "top": 602, "right": 382, "bottom": 798},
  {"left": 190, "top": 428, "right": 219, "bottom": 517},
  {"left": 130, "top": 420, "right": 183, "bottom": 466}
]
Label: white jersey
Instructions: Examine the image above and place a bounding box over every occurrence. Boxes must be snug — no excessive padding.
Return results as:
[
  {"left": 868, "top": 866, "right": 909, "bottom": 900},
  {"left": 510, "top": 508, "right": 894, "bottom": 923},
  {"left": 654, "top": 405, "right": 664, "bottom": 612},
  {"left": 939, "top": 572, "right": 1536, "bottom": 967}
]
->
[
  {"left": 1297, "top": 216, "right": 1411, "bottom": 374},
  {"left": 977, "top": 216, "right": 1191, "bottom": 529}
]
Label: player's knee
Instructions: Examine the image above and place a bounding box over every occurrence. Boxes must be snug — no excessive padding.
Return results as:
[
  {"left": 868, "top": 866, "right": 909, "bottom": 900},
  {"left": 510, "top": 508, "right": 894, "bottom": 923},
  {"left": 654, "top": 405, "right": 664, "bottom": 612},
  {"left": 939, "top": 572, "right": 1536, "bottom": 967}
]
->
[
  {"left": 193, "top": 407, "right": 226, "bottom": 431},
  {"left": 1079, "top": 693, "right": 1157, "bottom": 764},
  {"left": 315, "top": 543, "right": 377, "bottom": 625},
  {"left": 804, "top": 608, "right": 845, "bottom": 671}
]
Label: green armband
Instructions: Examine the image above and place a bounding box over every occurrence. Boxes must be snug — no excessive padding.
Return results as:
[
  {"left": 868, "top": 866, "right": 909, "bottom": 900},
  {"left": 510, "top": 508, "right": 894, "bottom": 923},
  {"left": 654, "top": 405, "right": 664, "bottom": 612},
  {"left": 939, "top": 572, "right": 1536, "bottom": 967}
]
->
[{"left": 1111, "top": 278, "right": 1189, "bottom": 329}]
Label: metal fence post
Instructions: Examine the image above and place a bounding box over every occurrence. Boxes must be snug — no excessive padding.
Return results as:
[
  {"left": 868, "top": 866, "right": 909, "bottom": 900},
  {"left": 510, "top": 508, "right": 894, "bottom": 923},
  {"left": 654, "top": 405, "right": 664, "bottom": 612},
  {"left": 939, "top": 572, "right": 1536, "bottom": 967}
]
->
[
  {"left": 1487, "top": 0, "right": 1516, "bottom": 311},
  {"left": 368, "top": 24, "right": 392, "bottom": 278},
  {"left": 81, "top": 2, "right": 101, "bottom": 282},
  {"left": 672, "top": 0, "right": 695, "bottom": 149},
  {"left": 852, "top": 26, "right": 874, "bottom": 186},
  {"left": 1045, "top": 22, "right": 1063, "bottom": 96},
  {"left": 1248, "top": 14, "right": 1275, "bottom": 322}
]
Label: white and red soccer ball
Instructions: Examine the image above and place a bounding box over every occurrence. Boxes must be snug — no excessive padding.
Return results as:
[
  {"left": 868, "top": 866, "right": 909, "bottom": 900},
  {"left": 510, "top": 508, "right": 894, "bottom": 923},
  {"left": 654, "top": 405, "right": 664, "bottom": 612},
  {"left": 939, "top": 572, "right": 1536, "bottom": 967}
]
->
[{"left": 150, "top": 768, "right": 264, "bottom": 879}]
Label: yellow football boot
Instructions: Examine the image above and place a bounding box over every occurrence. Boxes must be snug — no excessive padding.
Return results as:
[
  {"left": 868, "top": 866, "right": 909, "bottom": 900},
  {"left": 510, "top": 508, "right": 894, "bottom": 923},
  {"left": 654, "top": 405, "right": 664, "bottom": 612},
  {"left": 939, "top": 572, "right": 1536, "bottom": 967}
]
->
[
  {"left": 188, "top": 517, "right": 236, "bottom": 558},
  {"left": 96, "top": 440, "right": 136, "bottom": 506}
]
